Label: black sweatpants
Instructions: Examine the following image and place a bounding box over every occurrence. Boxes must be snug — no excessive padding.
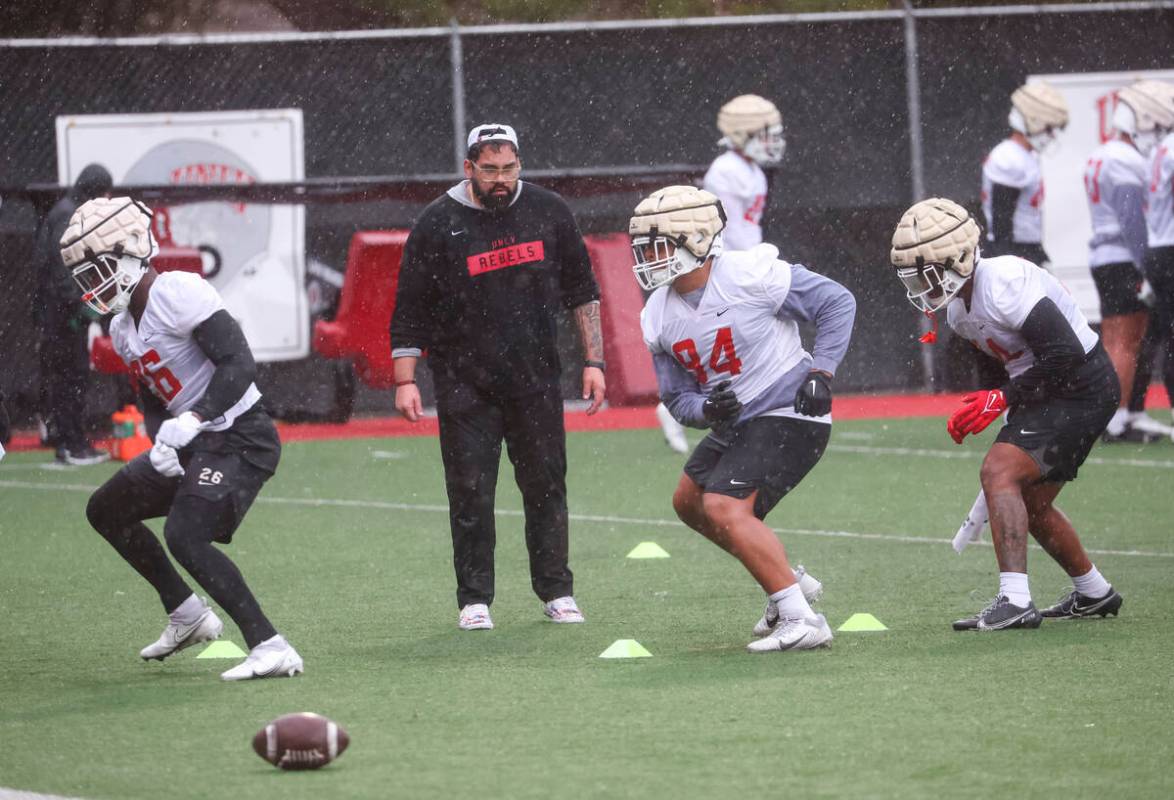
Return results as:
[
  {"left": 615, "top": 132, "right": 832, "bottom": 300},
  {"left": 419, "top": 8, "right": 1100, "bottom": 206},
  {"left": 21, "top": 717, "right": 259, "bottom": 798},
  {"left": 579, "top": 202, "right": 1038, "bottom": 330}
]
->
[
  {"left": 85, "top": 411, "right": 281, "bottom": 649},
  {"left": 37, "top": 307, "right": 90, "bottom": 450},
  {"left": 435, "top": 379, "right": 572, "bottom": 609}
]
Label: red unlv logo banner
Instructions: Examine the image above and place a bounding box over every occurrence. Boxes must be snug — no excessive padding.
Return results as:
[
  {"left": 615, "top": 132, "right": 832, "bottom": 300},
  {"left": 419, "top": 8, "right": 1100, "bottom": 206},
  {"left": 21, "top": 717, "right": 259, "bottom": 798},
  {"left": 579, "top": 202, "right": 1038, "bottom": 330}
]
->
[{"left": 467, "top": 241, "right": 545, "bottom": 276}]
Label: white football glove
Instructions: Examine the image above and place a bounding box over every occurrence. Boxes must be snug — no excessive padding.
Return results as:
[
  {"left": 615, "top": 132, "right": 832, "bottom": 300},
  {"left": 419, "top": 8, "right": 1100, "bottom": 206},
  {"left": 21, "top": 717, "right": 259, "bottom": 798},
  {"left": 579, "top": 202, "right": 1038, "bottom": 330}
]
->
[
  {"left": 157, "top": 411, "right": 204, "bottom": 450},
  {"left": 149, "top": 441, "right": 184, "bottom": 478}
]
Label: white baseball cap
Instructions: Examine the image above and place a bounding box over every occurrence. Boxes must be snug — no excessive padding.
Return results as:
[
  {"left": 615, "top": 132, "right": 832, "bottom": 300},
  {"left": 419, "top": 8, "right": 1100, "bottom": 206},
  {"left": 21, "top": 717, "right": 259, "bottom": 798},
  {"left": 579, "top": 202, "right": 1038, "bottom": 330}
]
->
[{"left": 467, "top": 123, "right": 519, "bottom": 150}]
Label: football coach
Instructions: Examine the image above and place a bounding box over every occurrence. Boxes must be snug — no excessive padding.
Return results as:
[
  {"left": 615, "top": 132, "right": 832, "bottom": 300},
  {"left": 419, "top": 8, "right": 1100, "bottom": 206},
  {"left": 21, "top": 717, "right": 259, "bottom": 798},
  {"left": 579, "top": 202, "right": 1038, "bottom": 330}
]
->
[{"left": 390, "top": 123, "right": 605, "bottom": 632}]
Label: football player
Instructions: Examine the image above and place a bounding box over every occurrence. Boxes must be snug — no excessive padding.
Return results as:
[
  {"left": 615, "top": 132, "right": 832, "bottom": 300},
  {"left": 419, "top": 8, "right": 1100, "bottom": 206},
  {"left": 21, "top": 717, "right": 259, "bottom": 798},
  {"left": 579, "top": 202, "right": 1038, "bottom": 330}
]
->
[
  {"left": 981, "top": 81, "right": 1068, "bottom": 266},
  {"left": 890, "top": 198, "right": 1123, "bottom": 630},
  {"left": 631, "top": 185, "right": 854, "bottom": 653},
  {"left": 61, "top": 197, "right": 302, "bottom": 680},
  {"left": 1086, "top": 80, "right": 1174, "bottom": 442},
  {"left": 1143, "top": 80, "right": 1174, "bottom": 438}
]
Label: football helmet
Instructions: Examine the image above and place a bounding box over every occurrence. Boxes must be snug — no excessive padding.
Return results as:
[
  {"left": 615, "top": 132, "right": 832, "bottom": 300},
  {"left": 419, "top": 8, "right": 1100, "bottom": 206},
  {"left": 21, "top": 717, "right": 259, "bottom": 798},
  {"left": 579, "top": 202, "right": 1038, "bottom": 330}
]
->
[
  {"left": 60, "top": 197, "right": 158, "bottom": 315},
  {"left": 717, "top": 94, "right": 786, "bottom": 167},
  {"left": 1113, "top": 80, "right": 1174, "bottom": 158},
  {"left": 629, "top": 186, "right": 726, "bottom": 291},
  {"left": 890, "top": 198, "right": 980, "bottom": 313},
  {"left": 1008, "top": 81, "right": 1069, "bottom": 152}
]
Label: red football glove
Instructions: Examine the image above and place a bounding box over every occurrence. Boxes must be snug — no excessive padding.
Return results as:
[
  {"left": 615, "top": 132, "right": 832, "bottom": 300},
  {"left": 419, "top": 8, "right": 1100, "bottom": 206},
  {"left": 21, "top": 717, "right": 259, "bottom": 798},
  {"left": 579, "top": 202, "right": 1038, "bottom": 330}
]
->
[{"left": 947, "top": 389, "right": 1007, "bottom": 444}]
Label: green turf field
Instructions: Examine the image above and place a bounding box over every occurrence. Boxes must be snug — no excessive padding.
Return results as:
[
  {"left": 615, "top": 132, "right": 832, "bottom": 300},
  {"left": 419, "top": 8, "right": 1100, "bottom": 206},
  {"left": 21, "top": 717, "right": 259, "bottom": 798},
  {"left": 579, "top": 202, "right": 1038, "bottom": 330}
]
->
[{"left": 2, "top": 418, "right": 1172, "bottom": 799}]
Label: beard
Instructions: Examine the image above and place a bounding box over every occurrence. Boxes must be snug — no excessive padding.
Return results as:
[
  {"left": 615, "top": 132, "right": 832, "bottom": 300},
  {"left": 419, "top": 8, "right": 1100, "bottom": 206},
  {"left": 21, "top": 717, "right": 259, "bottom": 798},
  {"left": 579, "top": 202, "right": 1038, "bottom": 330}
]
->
[{"left": 471, "top": 179, "right": 515, "bottom": 212}]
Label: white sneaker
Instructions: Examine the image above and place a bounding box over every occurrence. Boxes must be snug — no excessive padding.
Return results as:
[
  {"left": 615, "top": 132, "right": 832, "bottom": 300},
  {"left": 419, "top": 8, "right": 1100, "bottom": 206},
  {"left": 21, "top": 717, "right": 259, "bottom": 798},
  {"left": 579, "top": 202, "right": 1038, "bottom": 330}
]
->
[
  {"left": 752, "top": 566, "right": 824, "bottom": 636},
  {"left": 543, "top": 595, "right": 585, "bottom": 623},
  {"left": 656, "top": 403, "right": 689, "bottom": 454},
  {"left": 140, "top": 605, "right": 224, "bottom": 661},
  {"left": 458, "top": 603, "right": 494, "bottom": 630},
  {"left": 1127, "top": 412, "right": 1174, "bottom": 438},
  {"left": 746, "top": 613, "right": 834, "bottom": 653},
  {"left": 220, "top": 635, "right": 303, "bottom": 681}
]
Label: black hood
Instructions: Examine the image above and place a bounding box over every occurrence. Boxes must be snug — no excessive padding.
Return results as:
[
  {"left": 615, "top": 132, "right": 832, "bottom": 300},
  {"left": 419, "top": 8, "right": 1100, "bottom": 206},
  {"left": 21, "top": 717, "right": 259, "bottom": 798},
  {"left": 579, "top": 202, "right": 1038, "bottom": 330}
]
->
[{"left": 70, "top": 163, "right": 113, "bottom": 202}]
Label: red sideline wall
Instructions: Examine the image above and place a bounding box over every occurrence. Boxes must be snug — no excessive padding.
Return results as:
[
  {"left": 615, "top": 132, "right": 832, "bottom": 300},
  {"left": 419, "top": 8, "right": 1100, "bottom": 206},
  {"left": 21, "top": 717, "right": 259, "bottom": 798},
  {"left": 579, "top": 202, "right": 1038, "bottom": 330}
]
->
[{"left": 587, "top": 234, "right": 658, "bottom": 406}]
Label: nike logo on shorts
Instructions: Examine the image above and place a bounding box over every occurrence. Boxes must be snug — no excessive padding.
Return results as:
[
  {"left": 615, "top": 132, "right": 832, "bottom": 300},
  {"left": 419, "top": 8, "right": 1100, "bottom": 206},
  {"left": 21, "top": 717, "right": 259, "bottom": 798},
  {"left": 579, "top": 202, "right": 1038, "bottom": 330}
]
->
[{"left": 729, "top": 479, "right": 749, "bottom": 486}]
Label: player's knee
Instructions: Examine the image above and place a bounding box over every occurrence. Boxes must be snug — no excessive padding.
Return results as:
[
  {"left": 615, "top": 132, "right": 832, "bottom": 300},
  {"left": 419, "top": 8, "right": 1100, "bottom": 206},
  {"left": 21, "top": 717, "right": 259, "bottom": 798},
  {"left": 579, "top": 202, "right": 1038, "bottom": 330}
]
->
[
  {"left": 672, "top": 485, "right": 698, "bottom": 523},
  {"left": 701, "top": 492, "right": 745, "bottom": 528},
  {"left": 85, "top": 490, "right": 113, "bottom": 533}
]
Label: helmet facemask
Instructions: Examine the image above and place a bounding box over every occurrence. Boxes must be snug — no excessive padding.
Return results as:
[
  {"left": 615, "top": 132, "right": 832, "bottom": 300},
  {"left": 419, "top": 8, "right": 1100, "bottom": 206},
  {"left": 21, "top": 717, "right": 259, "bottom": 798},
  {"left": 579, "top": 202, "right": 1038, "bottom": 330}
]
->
[
  {"left": 741, "top": 124, "right": 786, "bottom": 167},
  {"left": 631, "top": 232, "right": 723, "bottom": 292},
  {"left": 72, "top": 251, "right": 149, "bottom": 315},
  {"left": 896, "top": 262, "right": 969, "bottom": 313}
]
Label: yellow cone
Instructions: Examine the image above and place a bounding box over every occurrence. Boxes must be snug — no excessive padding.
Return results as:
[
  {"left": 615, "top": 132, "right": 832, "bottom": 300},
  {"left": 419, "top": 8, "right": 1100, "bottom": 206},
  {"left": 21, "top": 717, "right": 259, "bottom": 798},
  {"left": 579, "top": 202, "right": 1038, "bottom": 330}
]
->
[
  {"left": 599, "top": 639, "right": 653, "bottom": 658},
  {"left": 837, "top": 613, "right": 888, "bottom": 632},
  {"left": 196, "top": 640, "right": 248, "bottom": 658},
  {"left": 626, "top": 541, "right": 670, "bottom": 559}
]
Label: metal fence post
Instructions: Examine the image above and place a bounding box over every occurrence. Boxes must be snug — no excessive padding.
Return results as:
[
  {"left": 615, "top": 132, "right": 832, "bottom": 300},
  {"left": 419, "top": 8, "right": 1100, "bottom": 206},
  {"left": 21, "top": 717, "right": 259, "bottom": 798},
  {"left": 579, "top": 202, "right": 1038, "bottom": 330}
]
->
[
  {"left": 903, "top": 0, "right": 936, "bottom": 390},
  {"left": 450, "top": 18, "right": 467, "bottom": 173}
]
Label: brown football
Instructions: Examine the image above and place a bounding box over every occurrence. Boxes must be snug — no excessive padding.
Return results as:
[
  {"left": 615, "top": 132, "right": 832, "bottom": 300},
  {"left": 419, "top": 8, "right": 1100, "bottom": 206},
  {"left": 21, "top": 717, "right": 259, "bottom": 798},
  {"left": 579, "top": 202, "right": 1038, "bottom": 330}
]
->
[{"left": 252, "top": 712, "right": 350, "bottom": 770}]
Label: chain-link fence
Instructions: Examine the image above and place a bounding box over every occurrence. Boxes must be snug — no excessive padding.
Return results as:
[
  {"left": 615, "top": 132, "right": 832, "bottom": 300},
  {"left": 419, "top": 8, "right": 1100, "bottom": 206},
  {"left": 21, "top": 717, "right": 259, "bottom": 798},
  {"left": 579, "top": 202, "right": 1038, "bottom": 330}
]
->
[{"left": 1, "top": 2, "right": 1171, "bottom": 425}]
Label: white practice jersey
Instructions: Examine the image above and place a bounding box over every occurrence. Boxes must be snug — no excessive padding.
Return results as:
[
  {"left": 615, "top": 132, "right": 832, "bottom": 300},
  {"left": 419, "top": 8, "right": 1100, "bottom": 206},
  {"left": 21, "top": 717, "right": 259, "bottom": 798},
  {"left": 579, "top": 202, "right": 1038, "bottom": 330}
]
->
[
  {"left": 1147, "top": 133, "right": 1174, "bottom": 247},
  {"left": 946, "top": 255, "right": 1098, "bottom": 379},
  {"left": 110, "top": 271, "right": 261, "bottom": 431},
  {"left": 981, "top": 139, "right": 1043, "bottom": 244},
  {"left": 703, "top": 150, "right": 768, "bottom": 251},
  {"left": 641, "top": 245, "right": 809, "bottom": 415},
  {"left": 1085, "top": 138, "right": 1148, "bottom": 267}
]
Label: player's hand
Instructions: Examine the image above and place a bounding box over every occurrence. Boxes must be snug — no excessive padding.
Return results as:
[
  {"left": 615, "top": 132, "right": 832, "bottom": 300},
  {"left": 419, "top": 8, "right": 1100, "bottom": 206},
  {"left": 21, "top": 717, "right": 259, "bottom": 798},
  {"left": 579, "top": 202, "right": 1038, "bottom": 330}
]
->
[
  {"left": 794, "top": 371, "right": 833, "bottom": 417},
  {"left": 582, "top": 366, "right": 606, "bottom": 416},
  {"left": 702, "top": 380, "right": 742, "bottom": 426},
  {"left": 157, "top": 411, "right": 204, "bottom": 449},
  {"left": 947, "top": 389, "right": 1007, "bottom": 444},
  {"left": 395, "top": 383, "right": 423, "bottom": 423},
  {"left": 149, "top": 441, "right": 185, "bottom": 478}
]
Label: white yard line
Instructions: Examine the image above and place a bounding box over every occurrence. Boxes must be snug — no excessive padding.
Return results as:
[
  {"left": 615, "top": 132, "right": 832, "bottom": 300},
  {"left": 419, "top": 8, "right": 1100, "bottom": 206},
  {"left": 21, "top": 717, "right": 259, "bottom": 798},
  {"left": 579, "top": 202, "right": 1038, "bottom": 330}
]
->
[
  {"left": 3, "top": 479, "right": 1171, "bottom": 559},
  {"left": 0, "top": 788, "right": 90, "bottom": 800}
]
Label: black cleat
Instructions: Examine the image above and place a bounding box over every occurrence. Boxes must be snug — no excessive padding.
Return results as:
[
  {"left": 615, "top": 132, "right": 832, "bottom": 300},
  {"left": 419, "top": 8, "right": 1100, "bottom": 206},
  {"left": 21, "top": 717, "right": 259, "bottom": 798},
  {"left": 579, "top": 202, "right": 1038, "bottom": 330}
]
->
[
  {"left": 55, "top": 445, "right": 112, "bottom": 466},
  {"left": 953, "top": 595, "right": 1042, "bottom": 631},
  {"left": 1040, "top": 587, "right": 1123, "bottom": 619},
  {"left": 1101, "top": 427, "right": 1162, "bottom": 444}
]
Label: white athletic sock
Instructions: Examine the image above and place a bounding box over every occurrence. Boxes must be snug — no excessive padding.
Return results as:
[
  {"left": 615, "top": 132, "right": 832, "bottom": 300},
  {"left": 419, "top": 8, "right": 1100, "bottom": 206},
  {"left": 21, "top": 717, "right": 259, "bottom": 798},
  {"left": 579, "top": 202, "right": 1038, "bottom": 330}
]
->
[
  {"left": 170, "top": 593, "right": 205, "bottom": 625},
  {"left": 1105, "top": 408, "right": 1130, "bottom": 436},
  {"left": 769, "top": 583, "right": 813, "bottom": 620},
  {"left": 1072, "top": 566, "right": 1112, "bottom": 598},
  {"left": 998, "top": 572, "right": 1032, "bottom": 607}
]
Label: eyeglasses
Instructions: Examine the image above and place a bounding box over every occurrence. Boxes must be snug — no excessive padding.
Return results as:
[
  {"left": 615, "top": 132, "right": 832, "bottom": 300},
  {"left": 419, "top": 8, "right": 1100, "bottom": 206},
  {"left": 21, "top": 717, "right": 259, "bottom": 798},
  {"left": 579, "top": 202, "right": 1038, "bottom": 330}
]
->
[{"left": 471, "top": 162, "right": 521, "bottom": 179}]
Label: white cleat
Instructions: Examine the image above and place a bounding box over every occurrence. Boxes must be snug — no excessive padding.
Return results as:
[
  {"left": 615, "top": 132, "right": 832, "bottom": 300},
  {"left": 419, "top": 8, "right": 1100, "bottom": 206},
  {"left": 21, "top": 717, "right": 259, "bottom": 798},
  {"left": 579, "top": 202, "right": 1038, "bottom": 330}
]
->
[
  {"left": 458, "top": 603, "right": 494, "bottom": 631},
  {"left": 752, "top": 565, "right": 823, "bottom": 636},
  {"left": 1127, "top": 412, "right": 1174, "bottom": 439},
  {"left": 656, "top": 402, "right": 689, "bottom": 454},
  {"left": 746, "top": 613, "right": 834, "bottom": 653},
  {"left": 140, "top": 605, "right": 224, "bottom": 661},
  {"left": 543, "top": 595, "right": 585, "bottom": 624},
  {"left": 220, "top": 635, "right": 303, "bottom": 681}
]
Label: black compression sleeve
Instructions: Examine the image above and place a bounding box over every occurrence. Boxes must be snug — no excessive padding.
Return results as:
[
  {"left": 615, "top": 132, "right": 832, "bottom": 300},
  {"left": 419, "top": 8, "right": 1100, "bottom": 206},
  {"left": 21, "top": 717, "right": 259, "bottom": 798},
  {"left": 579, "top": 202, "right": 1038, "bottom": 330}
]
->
[
  {"left": 139, "top": 387, "right": 169, "bottom": 441},
  {"left": 989, "top": 183, "right": 1019, "bottom": 250},
  {"left": 190, "top": 309, "right": 256, "bottom": 421},
  {"left": 1002, "top": 297, "right": 1086, "bottom": 406}
]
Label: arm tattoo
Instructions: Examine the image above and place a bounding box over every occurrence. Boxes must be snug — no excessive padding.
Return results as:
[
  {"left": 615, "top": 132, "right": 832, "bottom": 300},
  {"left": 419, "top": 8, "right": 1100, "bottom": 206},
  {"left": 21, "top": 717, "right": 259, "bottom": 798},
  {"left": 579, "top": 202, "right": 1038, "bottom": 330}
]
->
[{"left": 574, "top": 300, "right": 604, "bottom": 362}]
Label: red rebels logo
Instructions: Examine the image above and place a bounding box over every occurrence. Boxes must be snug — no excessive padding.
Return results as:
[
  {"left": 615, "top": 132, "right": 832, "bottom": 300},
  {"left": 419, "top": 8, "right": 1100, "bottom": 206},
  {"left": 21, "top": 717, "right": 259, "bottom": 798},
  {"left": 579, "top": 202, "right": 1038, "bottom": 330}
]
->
[{"left": 467, "top": 240, "right": 545, "bottom": 276}]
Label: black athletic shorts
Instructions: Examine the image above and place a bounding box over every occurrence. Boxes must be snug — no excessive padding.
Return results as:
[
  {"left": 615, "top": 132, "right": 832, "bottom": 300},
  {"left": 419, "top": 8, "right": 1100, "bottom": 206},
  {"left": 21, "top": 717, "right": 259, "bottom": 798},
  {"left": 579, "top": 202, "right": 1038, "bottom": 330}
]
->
[
  {"left": 995, "top": 344, "right": 1118, "bottom": 482},
  {"left": 1092, "top": 261, "right": 1146, "bottom": 317},
  {"left": 111, "top": 407, "right": 280, "bottom": 544},
  {"left": 684, "top": 416, "right": 830, "bottom": 520}
]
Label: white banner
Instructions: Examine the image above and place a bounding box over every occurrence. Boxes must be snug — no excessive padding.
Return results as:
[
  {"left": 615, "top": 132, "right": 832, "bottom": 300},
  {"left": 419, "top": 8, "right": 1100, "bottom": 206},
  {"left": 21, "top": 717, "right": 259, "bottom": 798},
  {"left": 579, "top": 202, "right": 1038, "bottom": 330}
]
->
[
  {"left": 56, "top": 109, "right": 307, "bottom": 361},
  {"left": 1036, "top": 69, "right": 1174, "bottom": 323}
]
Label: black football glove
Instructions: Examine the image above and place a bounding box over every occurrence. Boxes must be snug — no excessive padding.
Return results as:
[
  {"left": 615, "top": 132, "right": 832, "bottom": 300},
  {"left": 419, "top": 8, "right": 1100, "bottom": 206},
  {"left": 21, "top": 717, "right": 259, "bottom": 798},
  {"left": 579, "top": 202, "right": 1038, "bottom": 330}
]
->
[
  {"left": 702, "top": 380, "right": 742, "bottom": 425},
  {"left": 794, "top": 371, "right": 833, "bottom": 417}
]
